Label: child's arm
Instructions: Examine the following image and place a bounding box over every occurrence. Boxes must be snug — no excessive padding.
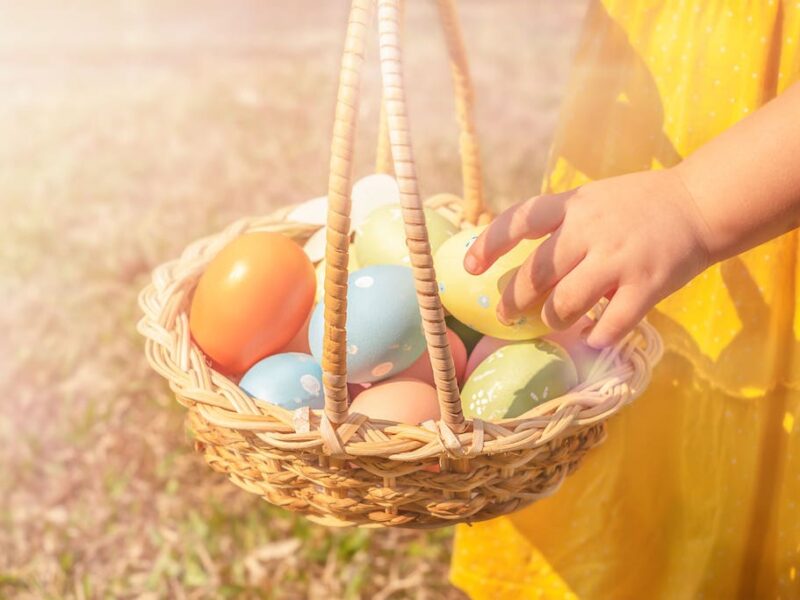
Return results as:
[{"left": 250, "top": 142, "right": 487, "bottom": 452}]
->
[{"left": 464, "top": 82, "right": 800, "bottom": 349}]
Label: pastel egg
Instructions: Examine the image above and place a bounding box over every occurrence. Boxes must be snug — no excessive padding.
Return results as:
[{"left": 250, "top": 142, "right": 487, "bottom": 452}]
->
[
  {"left": 354, "top": 204, "right": 458, "bottom": 268},
  {"left": 308, "top": 265, "right": 426, "bottom": 383},
  {"left": 445, "top": 315, "right": 484, "bottom": 354},
  {"left": 280, "top": 310, "right": 312, "bottom": 354},
  {"left": 314, "top": 246, "right": 360, "bottom": 304},
  {"left": 434, "top": 226, "right": 549, "bottom": 340},
  {"left": 464, "top": 335, "right": 510, "bottom": 380},
  {"left": 399, "top": 328, "right": 468, "bottom": 386},
  {"left": 296, "top": 175, "right": 400, "bottom": 262},
  {"left": 349, "top": 377, "right": 440, "bottom": 424},
  {"left": 544, "top": 316, "right": 601, "bottom": 381},
  {"left": 461, "top": 340, "right": 578, "bottom": 420},
  {"left": 239, "top": 352, "right": 324, "bottom": 410},
  {"left": 189, "top": 232, "right": 316, "bottom": 375}
]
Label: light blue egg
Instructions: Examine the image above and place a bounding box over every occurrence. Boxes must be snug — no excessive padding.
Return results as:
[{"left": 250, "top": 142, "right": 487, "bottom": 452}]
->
[
  {"left": 239, "top": 352, "right": 324, "bottom": 410},
  {"left": 308, "top": 265, "right": 426, "bottom": 383}
]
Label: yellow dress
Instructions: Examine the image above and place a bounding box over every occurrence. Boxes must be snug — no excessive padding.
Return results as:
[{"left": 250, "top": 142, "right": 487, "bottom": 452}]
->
[{"left": 451, "top": 1, "right": 800, "bottom": 598}]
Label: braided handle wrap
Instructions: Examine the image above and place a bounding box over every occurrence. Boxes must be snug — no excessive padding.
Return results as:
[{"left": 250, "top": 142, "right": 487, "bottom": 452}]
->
[
  {"left": 322, "top": 0, "right": 374, "bottom": 425},
  {"left": 375, "top": 0, "right": 403, "bottom": 174},
  {"left": 435, "top": 0, "right": 486, "bottom": 224},
  {"left": 378, "top": 0, "right": 466, "bottom": 432}
]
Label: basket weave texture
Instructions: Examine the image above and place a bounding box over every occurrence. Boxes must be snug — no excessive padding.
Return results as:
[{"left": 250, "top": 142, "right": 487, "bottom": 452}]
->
[{"left": 138, "top": 0, "right": 663, "bottom": 528}]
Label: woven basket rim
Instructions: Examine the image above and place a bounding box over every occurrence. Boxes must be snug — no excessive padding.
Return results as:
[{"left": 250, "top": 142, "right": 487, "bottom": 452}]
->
[{"left": 138, "top": 196, "right": 664, "bottom": 463}]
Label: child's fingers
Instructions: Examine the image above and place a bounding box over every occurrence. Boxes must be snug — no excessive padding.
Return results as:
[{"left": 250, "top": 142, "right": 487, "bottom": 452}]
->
[
  {"left": 496, "top": 230, "right": 585, "bottom": 324},
  {"left": 540, "top": 259, "right": 615, "bottom": 331},
  {"left": 464, "top": 191, "right": 572, "bottom": 275},
  {"left": 585, "top": 285, "right": 652, "bottom": 349}
]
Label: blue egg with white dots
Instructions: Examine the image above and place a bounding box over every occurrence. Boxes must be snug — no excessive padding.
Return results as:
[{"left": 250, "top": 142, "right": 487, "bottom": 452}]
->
[
  {"left": 308, "top": 265, "right": 426, "bottom": 383},
  {"left": 239, "top": 352, "right": 324, "bottom": 410}
]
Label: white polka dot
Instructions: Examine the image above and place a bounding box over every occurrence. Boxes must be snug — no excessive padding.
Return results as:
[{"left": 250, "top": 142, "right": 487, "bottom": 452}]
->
[
  {"left": 355, "top": 275, "right": 374, "bottom": 288},
  {"left": 300, "top": 374, "right": 321, "bottom": 395},
  {"left": 371, "top": 362, "right": 394, "bottom": 378},
  {"left": 438, "top": 282, "right": 445, "bottom": 292},
  {"left": 348, "top": 344, "right": 359, "bottom": 355},
  {"left": 478, "top": 295, "right": 490, "bottom": 308}
]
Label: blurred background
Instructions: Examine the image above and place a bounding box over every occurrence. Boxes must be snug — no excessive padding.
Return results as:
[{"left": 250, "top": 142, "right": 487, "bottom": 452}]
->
[{"left": 0, "top": 1, "right": 587, "bottom": 597}]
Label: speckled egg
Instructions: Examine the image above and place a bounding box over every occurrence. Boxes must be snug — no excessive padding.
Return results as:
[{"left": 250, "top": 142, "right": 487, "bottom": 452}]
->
[
  {"left": 308, "top": 265, "right": 426, "bottom": 383},
  {"left": 434, "top": 226, "right": 549, "bottom": 340},
  {"left": 461, "top": 340, "right": 578, "bottom": 420},
  {"left": 239, "top": 352, "right": 324, "bottom": 410},
  {"left": 464, "top": 335, "right": 509, "bottom": 380},
  {"left": 354, "top": 204, "right": 458, "bottom": 268},
  {"left": 314, "top": 246, "right": 360, "bottom": 304}
]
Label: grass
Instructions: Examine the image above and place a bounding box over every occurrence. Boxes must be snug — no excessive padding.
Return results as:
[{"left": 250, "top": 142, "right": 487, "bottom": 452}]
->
[{"left": 0, "top": 1, "right": 584, "bottom": 597}]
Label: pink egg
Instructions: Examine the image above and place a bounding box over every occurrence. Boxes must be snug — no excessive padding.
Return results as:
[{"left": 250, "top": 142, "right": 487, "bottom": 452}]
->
[
  {"left": 464, "top": 335, "right": 510, "bottom": 380},
  {"left": 544, "top": 316, "right": 601, "bottom": 381},
  {"left": 399, "top": 328, "right": 468, "bottom": 386},
  {"left": 349, "top": 377, "right": 440, "bottom": 424},
  {"left": 280, "top": 310, "right": 312, "bottom": 354},
  {"left": 348, "top": 381, "right": 371, "bottom": 400}
]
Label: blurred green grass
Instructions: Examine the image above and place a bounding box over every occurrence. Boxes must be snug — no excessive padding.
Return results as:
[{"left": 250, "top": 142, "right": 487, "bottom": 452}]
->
[{"left": 0, "top": 1, "right": 584, "bottom": 597}]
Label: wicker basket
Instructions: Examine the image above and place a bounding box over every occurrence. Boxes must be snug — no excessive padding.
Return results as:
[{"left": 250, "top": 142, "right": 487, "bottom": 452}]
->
[{"left": 138, "top": 0, "right": 663, "bottom": 529}]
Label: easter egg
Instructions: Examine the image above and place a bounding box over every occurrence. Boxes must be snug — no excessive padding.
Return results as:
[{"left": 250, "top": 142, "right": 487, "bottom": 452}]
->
[
  {"left": 434, "top": 226, "right": 549, "bottom": 340},
  {"left": 189, "top": 232, "right": 315, "bottom": 374},
  {"left": 545, "top": 316, "right": 601, "bottom": 381},
  {"left": 445, "top": 315, "right": 484, "bottom": 354},
  {"left": 280, "top": 311, "right": 312, "bottom": 354},
  {"left": 399, "top": 328, "right": 467, "bottom": 386},
  {"left": 461, "top": 340, "right": 578, "bottom": 420},
  {"left": 308, "top": 265, "right": 426, "bottom": 383},
  {"left": 464, "top": 335, "right": 509, "bottom": 380},
  {"left": 239, "top": 353, "right": 324, "bottom": 410},
  {"left": 296, "top": 174, "right": 400, "bottom": 262},
  {"left": 349, "top": 378, "right": 440, "bottom": 424},
  {"left": 314, "top": 246, "right": 359, "bottom": 304},
  {"left": 348, "top": 382, "right": 371, "bottom": 400},
  {"left": 354, "top": 205, "right": 458, "bottom": 268}
]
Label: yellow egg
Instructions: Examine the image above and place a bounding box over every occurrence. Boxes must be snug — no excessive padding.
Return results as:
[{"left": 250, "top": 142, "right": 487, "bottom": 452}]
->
[
  {"left": 434, "top": 226, "right": 549, "bottom": 340},
  {"left": 314, "top": 245, "right": 359, "bottom": 304}
]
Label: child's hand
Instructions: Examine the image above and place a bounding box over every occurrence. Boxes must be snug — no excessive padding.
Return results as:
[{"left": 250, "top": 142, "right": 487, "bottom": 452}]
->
[{"left": 463, "top": 168, "right": 713, "bottom": 348}]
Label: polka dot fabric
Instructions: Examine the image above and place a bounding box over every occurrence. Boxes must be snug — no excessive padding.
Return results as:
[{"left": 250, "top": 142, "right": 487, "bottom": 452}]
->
[{"left": 452, "top": 1, "right": 800, "bottom": 598}]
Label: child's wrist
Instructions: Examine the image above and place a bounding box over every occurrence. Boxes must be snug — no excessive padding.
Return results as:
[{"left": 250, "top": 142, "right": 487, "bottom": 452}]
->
[{"left": 669, "top": 163, "right": 722, "bottom": 266}]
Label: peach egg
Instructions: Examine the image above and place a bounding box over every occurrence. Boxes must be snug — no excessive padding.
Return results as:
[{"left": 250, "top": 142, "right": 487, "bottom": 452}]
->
[{"left": 349, "top": 378, "right": 440, "bottom": 424}]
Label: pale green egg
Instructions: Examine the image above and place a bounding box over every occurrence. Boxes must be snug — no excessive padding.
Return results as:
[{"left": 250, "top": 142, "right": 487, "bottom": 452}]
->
[
  {"left": 461, "top": 339, "right": 578, "bottom": 420},
  {"left": 354, "top": 204, "right": 458, "bottom": 268}
]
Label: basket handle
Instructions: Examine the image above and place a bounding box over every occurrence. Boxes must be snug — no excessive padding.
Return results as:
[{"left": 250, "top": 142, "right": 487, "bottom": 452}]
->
[
  {"left": 376, "top": 0, "right": 486, "bottom": 225},
  {"left": 435, "top": 0, "right": 487, "bottom": 224},
  {"left": 376, "top": 0, "right": 466, "bottom": 431},
  {"left": 320, "top": 0, "right": 373, "bottom": 425},
  {"left": 321, "top": 0, "right": 466, "bottom": 433}
]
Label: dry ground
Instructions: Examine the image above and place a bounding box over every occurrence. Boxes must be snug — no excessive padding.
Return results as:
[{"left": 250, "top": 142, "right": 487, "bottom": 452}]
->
[{"left": 0, "top": 1, "right": 585, "bottom": 597}]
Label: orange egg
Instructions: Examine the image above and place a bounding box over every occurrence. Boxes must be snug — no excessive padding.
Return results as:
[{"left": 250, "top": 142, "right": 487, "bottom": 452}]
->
[
  {"left": 399, "top": 329, "right": 468, "bottom": 386},
  {"left": 280, "top": 310, "right": 312, "bottom": 354},
  {"left": 189, "top": 232, "right": 315, "bottom": 375},
  {"left": 349, "top": 378, "right": 440, "bottom": 424}
]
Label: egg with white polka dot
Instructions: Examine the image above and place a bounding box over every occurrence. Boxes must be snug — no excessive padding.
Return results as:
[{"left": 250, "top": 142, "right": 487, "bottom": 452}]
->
[
  {"left": 461, "top": 340, "right": 577, "bottom": 421},
  {"left": 354, "top": 204, "right": 458, "bottom": 268},
  {"left": 434, "top": 226, "right": 550, "bottom": 340},
  {"left": 308, "top": 265, "right": 426, "bottom": 383},
  {"left": 239, "top": 352, "right": 324, "bottom": 410}
]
